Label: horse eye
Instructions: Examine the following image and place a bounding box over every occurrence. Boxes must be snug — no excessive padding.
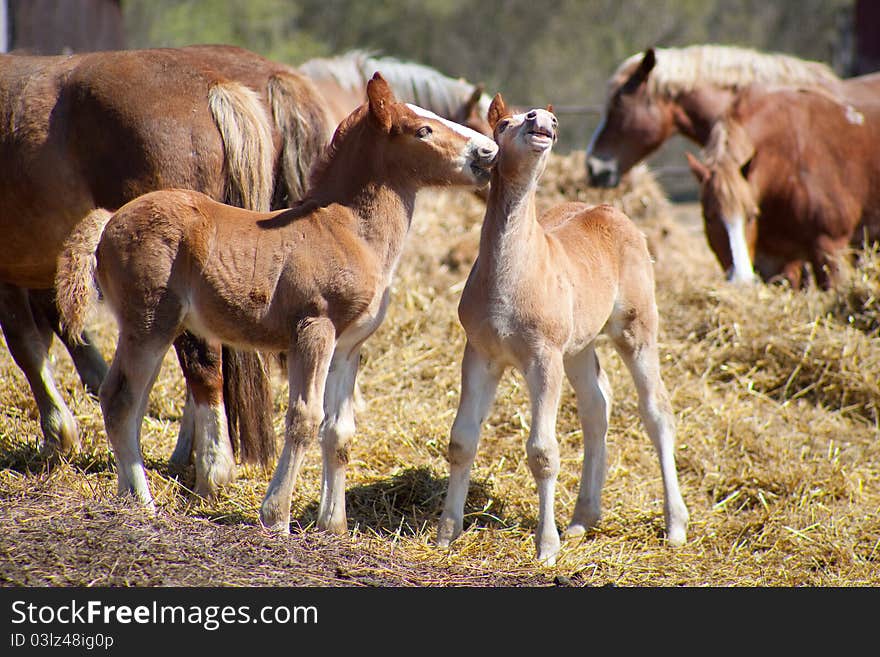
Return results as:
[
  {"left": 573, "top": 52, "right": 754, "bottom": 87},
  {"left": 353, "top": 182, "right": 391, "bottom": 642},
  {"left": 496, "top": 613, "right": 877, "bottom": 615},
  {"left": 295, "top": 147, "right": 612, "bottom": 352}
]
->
[
  {"left": 496, "top": 120, "right": 508, "bottom": 134},
  {"left": 526, "top": 110, "right": 537, "bottom": 120},
  {"left": 416, "top": 126, "right": 432, "bottom": 139}
]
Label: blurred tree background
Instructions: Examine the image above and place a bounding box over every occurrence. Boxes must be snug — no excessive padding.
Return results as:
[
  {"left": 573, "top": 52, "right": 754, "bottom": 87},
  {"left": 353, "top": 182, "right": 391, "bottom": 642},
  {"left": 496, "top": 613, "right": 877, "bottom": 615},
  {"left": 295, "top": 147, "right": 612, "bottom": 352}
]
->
[{"left": 120, "top": 0, "right": 857, "bottom": 196}]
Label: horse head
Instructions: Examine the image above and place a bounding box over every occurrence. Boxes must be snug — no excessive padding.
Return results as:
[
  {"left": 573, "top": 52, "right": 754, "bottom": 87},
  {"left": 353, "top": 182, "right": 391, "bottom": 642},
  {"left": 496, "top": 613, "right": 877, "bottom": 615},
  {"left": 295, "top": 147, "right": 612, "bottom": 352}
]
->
[
  {"left": 687, "top": 122, "right": 759, "bottom": 284},
  {"left": 487, "top": 93, "right": 558, "bottom": 185},
  {"left": 586, "top": 48, "right": 671, "bottom": 187}
]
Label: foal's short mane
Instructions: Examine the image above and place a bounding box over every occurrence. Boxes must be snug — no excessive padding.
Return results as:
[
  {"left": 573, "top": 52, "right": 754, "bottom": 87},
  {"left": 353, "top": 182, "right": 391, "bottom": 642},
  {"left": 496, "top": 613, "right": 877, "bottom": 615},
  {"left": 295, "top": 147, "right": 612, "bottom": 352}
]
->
[
  {"left": 610, "top": 44, "right": 841, "bottom": 99},
  {"left": 304, "top": 104, "right": 368, "bottom": 193}
]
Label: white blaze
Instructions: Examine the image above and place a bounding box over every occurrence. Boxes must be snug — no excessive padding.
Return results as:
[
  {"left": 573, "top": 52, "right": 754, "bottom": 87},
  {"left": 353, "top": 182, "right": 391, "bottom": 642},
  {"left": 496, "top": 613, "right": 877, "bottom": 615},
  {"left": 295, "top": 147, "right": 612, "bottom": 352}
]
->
[
  {"left": 725, "top": 213, "right": 757, "bottom": 284},
  {"left": 405, "top": 103, "right": 495, "bottom": 153}
]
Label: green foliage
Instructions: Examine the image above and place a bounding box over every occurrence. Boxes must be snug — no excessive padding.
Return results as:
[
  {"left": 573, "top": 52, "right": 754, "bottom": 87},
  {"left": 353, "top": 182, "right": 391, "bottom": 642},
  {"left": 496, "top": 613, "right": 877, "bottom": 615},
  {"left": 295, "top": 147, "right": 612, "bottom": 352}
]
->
[{"left": 121, "top": 0, "right": 856, "bottom": 153}]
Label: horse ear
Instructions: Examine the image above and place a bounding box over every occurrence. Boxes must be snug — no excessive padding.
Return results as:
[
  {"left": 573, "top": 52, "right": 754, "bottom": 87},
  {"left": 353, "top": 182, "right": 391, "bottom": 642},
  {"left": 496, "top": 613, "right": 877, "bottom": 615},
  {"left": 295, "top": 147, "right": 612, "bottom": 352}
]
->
[
  {"left": 547, "top": 104, "right": 554, "bottom": 114},
  {"left": 367, "top": 72, "right": 394, "bottom": 132},
  {"left": 465, "top": 84, "right": 484, "bottom": 114},
  {"left": 488, "top": 93, "right": 507, "bottom": 130},
  {"left": 623, "top": 47, "right": 656, "bottom": 93},
  {"left": 685, "top": 151, "right": 710, "bottom": 184}
]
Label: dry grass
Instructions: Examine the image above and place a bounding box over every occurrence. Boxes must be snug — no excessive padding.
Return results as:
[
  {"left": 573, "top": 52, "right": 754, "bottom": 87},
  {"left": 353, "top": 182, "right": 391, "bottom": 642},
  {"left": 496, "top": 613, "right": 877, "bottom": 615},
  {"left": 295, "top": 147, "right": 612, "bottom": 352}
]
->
[{"left": 2, "top": 154, "right": 878, "bottom": 587}]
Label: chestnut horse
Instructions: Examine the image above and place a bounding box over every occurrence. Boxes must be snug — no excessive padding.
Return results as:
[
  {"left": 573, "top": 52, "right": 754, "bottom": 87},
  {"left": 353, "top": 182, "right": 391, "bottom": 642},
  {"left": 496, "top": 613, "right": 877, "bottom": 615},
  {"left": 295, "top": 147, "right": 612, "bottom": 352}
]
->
[
  {"left": 686, "top": 85, "right": 880, "bottom": 289},
  {"left": 437, "top": 95, "right": 688, "bottom": 565},
  {"left": 0, "top": 45, "right": 332, "bottom": 496},
  {"left": 299, "top": 50, "right": 492, "bottom": 137},
  {"left": 585, "top": 45, "right": 849, "bottom": 187},
  {"left": 56, "top": 73, "right": 498, "bottom": 531}
]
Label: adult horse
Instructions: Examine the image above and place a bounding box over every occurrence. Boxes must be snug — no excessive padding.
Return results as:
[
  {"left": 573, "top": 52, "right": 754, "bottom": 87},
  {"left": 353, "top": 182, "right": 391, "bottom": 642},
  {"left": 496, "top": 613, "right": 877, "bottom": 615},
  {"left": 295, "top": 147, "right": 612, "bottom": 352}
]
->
[
  {"left": 685, "top": 85, "right": 880, "bottom": 289},
  {"left": 56, "top": 73, "right": 498, "bottom": 532},
  {"left": 585, "top": 44, "right": 848, "bottom": 187},
  {"left": 299, "top": 50, "right": 493, "bottom": 137},
  {"left": 0, "top": 45, "right": 332, "bottom": 496}
]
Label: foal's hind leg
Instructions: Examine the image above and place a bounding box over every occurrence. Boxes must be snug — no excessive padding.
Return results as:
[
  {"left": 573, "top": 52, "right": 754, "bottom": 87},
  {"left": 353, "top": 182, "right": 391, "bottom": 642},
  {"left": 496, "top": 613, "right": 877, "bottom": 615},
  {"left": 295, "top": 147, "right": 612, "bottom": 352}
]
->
[
  {"left": 260, "top": 317, "right": 335, "bottom": 533},
  {"left": 100, "top": 331, "right": 173, "bottom": 510},
  {"left": 173, "top": 332, "right": 235, "bottom": 498},
  {"left": 437, "top": 342, "right": 503, "bottom": 549},
  {"left": 316, "top": 347, "right": 360, "bottom": 533},
  {"left": 613, "top": 337, "right": 688, "bottom": 547},
  {"left": 563, "top": 346, "right": 613, "bottom": 538},
  {"left": 0, "top": 284, "right": 78, "bottom": 454}
]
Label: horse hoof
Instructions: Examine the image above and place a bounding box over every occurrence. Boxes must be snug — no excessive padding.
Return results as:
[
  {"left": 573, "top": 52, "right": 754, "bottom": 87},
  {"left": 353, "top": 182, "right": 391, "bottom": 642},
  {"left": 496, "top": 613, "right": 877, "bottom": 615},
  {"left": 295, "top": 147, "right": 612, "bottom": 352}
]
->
[
  {"left": 563, "top": 524, "right": 586, "bottom": 539},
  {"left": 436, "top": 515, "right": 461, "bottom": 548},
  {"left": 667, "top": 527, "right": 687, "bottom": 548},
  {"left": 260, "top": 517, "right": 291, "bottom": 535}
]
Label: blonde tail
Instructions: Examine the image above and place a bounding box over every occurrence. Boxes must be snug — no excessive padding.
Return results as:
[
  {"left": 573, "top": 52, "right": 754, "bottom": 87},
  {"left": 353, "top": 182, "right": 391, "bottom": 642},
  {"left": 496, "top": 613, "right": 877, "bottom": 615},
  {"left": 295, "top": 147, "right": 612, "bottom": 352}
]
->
[{"left": 55, "top": 208, "right": 114, "bottom": 343}]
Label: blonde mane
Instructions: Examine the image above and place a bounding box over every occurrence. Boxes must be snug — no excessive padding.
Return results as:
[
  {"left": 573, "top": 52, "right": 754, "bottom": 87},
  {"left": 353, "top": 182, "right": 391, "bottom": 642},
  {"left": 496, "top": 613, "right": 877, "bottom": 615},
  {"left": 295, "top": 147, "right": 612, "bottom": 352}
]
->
[
  {"left": 610, "top": 44, "right": 841, "bottom": 100},
  {"left": 701, "top": 118, "right": 758, "bottom": 218},
  {"left": 300, "top": 50, "right": 492, "bottom": 121}
]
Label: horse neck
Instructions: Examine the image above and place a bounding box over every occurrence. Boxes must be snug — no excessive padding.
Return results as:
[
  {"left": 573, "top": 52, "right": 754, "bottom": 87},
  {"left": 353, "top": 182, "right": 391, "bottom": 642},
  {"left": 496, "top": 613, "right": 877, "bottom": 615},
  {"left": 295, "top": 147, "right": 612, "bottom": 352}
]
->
[
  {"left": 478, "top": 166, "right": 543, "bottom": 280},
  {"left": 309, "top": 147, "right": 416, "bottom": 274},
  {"left": 671, "top": 86, "right": 738, "bottom": 145}
]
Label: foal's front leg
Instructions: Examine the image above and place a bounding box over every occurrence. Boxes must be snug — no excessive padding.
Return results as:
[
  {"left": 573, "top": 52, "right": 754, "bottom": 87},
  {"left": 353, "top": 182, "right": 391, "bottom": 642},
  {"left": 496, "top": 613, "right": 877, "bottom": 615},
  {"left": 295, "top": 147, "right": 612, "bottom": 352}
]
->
[
  {"left": 563, "top": 347, "right": 612, "bottom": 537},
  {"left": 317, "top": 347, "right": 360, "bottom": 533},
  {"left": 437, "top": 342, "right": 502, "bottom": 548},
  {"left": 523, "top": 350, "right": 565, "bottom": 565},
  {"left": 260, "top": 317, "right": 335, "bottom": 533}
]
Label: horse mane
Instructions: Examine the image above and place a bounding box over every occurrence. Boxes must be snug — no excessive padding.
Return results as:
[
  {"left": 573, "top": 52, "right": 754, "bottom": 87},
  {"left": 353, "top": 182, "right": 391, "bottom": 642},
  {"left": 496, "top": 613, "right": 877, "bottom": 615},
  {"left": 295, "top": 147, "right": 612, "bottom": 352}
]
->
[
  {"left": 701, "top": 118, "right": 758, "bottom": 218},
  {"left": 298, "top": 50, "right": 374, "bottom": 94},
  {"left": 611, "top": 44, "right": 841, "bottom": 99},
  {"left": 305, "top": 103, "right": 369, "bottom": 194},
  {"left": 300, "top": 50, "right": 492, "bottom": 122}
]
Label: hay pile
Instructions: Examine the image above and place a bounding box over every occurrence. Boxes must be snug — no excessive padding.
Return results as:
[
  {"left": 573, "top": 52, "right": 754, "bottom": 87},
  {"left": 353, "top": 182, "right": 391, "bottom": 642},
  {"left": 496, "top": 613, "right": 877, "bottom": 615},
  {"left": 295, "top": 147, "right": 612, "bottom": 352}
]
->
[{"left": 1, "top": 156, "right": 878, "bottom": 587}]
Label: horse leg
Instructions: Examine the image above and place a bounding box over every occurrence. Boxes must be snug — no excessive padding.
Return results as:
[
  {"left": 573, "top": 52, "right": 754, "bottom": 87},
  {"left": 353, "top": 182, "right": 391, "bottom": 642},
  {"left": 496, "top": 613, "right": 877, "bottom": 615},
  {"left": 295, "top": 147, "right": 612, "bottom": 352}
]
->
[
  {"left": 0, "top": 283, "right": 78, "bottom": 454},
  {"left": 168, "top": 389, "right": 196, "bottom": 468},
  {"left": 563, "top": 346, "right": 613, "bottom": 538},
  {"left": 316, "top": 347, "right": 360, "bottom": 533},
  {"left": 100, "top": 330, "right": 172, "bottom": 511},
  {"left": 613, "top": 337, "right": 688, "bottom": 547},
  {"left": 523, "top": 349, "right": 564, "bottom": 565},
  {"left": 260, "top": 317, "right": 335, "bottom": 534},
  {"left": 811, "top": 234, "right": 848, "bottom": 290},
  {"left": 28, "top": 288, "right": 107, "bottom": 395},
  {"left": 437, "top": 341, "right": 502, "bottom": 548},
  {"left": 172, "top": 332, "right": 237, "bottom": 498}
]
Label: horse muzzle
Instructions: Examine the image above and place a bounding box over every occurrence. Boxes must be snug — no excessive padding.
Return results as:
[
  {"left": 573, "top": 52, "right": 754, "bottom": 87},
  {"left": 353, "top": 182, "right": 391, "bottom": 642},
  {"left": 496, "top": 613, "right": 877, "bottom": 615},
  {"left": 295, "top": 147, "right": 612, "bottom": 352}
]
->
[{"left": 586, "top": 155, "right": 620, "bottom": 188}]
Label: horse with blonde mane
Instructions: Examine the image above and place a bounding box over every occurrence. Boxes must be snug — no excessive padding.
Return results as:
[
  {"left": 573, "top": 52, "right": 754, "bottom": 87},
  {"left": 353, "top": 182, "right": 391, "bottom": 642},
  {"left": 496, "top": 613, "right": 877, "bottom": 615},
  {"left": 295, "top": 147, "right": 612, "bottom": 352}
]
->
[
  {"left": 299, "top": 50, "right": 493, "bottom": 137},
  {"left": 56, "top": 73, "right": 498, "bottom": 532},
  {"left": 0, "top": 45, "right": 332, "bottom": 497},
  {"left": 686, "top": 85, "right": 880, "bottom": 289},
  {"left": 437, "top": 94, "right": 688, "bottom": 565},
  {"left": 584, "top": 44, "right": 880, "bottom": 187}
]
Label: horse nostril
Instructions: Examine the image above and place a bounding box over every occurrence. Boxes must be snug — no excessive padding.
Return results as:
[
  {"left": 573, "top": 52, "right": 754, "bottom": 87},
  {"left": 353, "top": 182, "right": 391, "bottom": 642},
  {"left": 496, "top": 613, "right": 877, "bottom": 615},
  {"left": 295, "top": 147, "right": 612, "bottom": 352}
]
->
[{"left": 478, "top": 144, "right": 498, "bottom": 160}]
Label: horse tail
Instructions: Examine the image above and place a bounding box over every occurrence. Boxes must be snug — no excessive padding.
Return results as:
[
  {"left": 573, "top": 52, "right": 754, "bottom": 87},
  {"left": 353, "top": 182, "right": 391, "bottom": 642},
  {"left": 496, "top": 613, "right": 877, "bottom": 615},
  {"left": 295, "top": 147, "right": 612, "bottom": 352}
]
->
[
  {"left": 55, "top": 208, "right": 114, "bottom": 343},
  {"left": 267, "top": 72, "right": 333, "bottom": 206},
  {"left": 207, "top": 79, "right": 275, "bottom": 213},
  {"left": 207, "top": 79, "right": 278, "bottom": 468}
]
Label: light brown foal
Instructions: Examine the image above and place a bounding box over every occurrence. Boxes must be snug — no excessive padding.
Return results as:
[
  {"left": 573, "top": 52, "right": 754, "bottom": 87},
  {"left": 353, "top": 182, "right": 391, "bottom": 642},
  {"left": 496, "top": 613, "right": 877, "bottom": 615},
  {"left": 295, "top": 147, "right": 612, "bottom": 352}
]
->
[
  {"left": 56, "top": 73, "right": 498, "bottom": 532},
  {"left": 437, "top": 95, "right": 689, "bottom": 564}
]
